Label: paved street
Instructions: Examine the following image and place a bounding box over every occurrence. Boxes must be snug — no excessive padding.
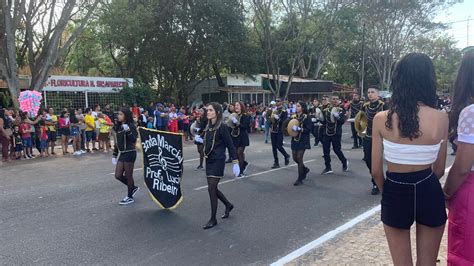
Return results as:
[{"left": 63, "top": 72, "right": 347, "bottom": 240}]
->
[{"left": 0, "top": 125, "right": 455, "bottom": 265}]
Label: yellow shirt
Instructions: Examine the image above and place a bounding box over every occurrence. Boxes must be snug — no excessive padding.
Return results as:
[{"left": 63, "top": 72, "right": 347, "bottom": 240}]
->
[
  {"left": 47, "top": 115, "right": 57, "bottom": 131},
  {"left": 84, "top": 114, "right": 95, "bottom": 131},
  {"left": 99, "top": 118, "right": 110, "bottom": 133}
]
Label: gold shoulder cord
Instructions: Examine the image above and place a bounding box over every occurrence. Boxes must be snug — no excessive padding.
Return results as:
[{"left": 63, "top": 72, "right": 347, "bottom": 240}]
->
[
  {"left": 293, "top": 114, "right": 306, "bottom": 142},
  {"left": 231, "top": 114, "right": 241, "bottom": 138},
  {"left": 204, "top": 127, "right": 217, "bottom": 159}
]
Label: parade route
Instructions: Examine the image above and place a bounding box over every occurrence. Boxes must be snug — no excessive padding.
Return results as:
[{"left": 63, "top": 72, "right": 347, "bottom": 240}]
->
[{"left": 0, "top": 126, "right": 455, "bottom": 265}]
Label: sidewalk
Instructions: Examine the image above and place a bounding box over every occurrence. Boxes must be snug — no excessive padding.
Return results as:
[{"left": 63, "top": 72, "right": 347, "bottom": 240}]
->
[{"left": 286, "top": 210, "right": 447, "bottom": 265}]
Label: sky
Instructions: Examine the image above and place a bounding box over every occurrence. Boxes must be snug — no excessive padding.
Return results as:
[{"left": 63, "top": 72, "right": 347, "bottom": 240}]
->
[{"left": 435, "top": 0, "right": 474, "bottom": 48}]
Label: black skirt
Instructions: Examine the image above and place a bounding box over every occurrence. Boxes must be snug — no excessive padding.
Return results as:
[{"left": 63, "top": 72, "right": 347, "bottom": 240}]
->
[
  {"left": 118, "top": 150, "right": 137, "bottom": 163},
  {"left": 232, "top": 135, "right": 249, "bottom": 147},
  {"left": 291, "top": 134, "right": 311, "bottom": 151},
  {"left": 206, "top": 158, "right": 225, "bottom": 178}
]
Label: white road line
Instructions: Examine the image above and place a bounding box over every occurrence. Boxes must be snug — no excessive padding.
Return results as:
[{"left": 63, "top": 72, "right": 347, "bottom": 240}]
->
[
  {"left": 107, "top": 158, "right": 200, "bottom": 175},
  {"left": 271, "top": 165, "right": 453, "bottom": 265},
  {"left": 271, "top": 205, "right": 381, "bottom": 266},
  {"left": 193, "top": 159, "right": 318, "bottom": 191}
]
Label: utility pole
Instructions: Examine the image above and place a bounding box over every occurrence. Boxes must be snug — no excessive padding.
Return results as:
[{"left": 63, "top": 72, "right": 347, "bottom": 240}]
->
[
  {"left": 468, "top": 16, "right": 471, "bottom": 47},
  {"left": 360, "top": 22, "right": 366, "bottom": 98}
]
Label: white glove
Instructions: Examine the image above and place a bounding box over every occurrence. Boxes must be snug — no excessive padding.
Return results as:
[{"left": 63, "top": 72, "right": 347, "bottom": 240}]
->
[
  {"left": 311, "top": 118, "right": 317, "bottom": 122},
  {"left": 331, "top": 110, "right": 340, "bottom": 118},
  {"left": 273, "top": 114, "right": 280, "bottom": 120},
  {"left": 231, "top": 117, "right": 238, "bottom": 124},
  {"left": 195, "top": 127, "right": 200, "bottom": 132},
  {"left": 195, "top": 135, "right": 204, "bottom": 143},
  {"left": 232, "top": 163, "right": 240, "bottom": 177},
  {"left": 122, "top": 124, "right": 130, "bottom": 131},
  {"left": 112, "top": 157, "right": 117, "bottom": 165},
  {"left": 292, "top": 125, "right": 301, "bottom": 131}
]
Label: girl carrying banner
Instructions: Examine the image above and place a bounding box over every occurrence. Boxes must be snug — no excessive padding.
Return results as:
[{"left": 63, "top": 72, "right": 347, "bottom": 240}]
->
[
  {"left": 112, "top": 108, "right": 140, "bottom": 205},
  {"left": 199, "top": 102, "right": 240, "bottom": 230}
]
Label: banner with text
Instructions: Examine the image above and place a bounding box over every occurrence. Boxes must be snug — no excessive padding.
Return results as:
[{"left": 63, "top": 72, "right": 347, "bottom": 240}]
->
[{"left": 139, "top": 127, "right": 184, "bottom": 209}]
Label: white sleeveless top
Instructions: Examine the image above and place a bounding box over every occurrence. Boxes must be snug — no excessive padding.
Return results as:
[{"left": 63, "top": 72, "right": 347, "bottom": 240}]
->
[
  {"left": 457, "top": 104, "right": 474, "bottom": 171},
  {"left": 383, "top": 139, "right": 441, "bottom": 165}
]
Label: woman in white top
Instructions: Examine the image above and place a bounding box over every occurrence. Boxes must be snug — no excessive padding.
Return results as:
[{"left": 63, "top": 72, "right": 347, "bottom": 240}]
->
[
  {"left": 443, "top": 50, "right": 474, "bottom": 265},
  {"left": 372, "top": 53, "right": 448, "bottom": 265}
]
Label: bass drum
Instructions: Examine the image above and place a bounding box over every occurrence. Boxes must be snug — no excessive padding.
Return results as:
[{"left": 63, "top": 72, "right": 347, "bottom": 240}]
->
[{"left": 282, "top": 118, "right": 291, "bottom": 136}]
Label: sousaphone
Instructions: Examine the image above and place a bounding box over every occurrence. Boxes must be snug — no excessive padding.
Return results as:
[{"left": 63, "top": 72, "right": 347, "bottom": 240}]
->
[{"left": 287, "top": 118, "right": 300, "bottom": 137}]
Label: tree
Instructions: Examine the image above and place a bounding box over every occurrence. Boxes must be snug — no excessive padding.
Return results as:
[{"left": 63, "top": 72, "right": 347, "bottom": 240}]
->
[
  {"left": 359, "top": 0, "right": 451, "bottom": 89},
  {"left": 0, "top": 0, "right": 99, "bottom": 107}
]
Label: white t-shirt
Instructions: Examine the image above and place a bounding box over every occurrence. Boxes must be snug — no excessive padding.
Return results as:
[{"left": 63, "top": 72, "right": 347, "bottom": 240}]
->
[{"left": 92, "top": 111, "right": 100, "bottom": 129}]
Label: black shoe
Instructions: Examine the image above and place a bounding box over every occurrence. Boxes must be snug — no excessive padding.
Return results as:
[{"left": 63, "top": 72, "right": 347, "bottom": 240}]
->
[
  {"left": 343, "top": 161, "right": 349, "bottom": 172},
  {"left": 352, "top": 145, "right": 359, "bottom": 149},
  {"left": 221, "top": 204, "right": 234, "bottom": 219},
  {"left": 271, "top": 163, "right": 280, "bottom": 169},
  {"left": 371, "top": 186, "right": 380, "bottom": 195},
  {"left": 450, "top": 152, "right": 456, "bottom": 156},
  {"left": 203, "top": 220, "right": 218, "bottom": 229},
  {"left": 321, "top": 168, "right": 333, "bottom": 175},
  {"left": 195, "top": 165, "right": 203, "bottom": 171},
  {"left": 284, "top": 156, "right": 290, "bottom": 166},
  {"left": 302, "top": 167, "right": 310, "bottom": 180},
  {"left": 314, "top": 143, "right": 318, "bottom": 147},
  {"left": 225, "top": 159, "right": 232, "bottom": 164},
  {"left": 293, "top": 179, "right": 303, "bottom": 186}
]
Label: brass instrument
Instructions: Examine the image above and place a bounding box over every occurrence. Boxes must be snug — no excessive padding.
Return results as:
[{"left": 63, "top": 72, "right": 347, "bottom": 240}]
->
[
  {"left": 270, "top": 109, "right": 283, "bottom": 133},
  {"left": 354, "top": 111, "right": 368, "bottom": 138},
  {"left": 226, "top": 113, "right": 240, "bottom": 129},
  {"left": 190, "top": 121, "right": 199, "bottom": 137},
  {"left": 287, "top": 118, "right": 300, "bottom": 137}
]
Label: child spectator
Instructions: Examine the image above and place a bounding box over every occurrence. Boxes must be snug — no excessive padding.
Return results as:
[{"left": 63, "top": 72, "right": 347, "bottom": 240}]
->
[
  {"left": 38, "top": 120, "right": 49, "bottom": 157},
  {"left": 20, "top": 116, "right": 34, "bottom": 159},
  {"left": 13, "top": 125, "right": 23, "bottom": 159},
  {"left": 98, "top": 113, "right": 112, "bottom": 152},
  {"left": 147, "top": 116, "right": 154, "bottom": 129},
  {"left": 84, "top": 108, "right": 95, "bottom": 152},
  {"left": 58, "top": 111, "right": 70, "bottom": 155}
]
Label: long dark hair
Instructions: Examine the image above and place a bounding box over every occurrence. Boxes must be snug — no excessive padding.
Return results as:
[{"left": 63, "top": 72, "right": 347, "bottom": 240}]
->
[
  {"left": 114, "top": 107, "right": 134, "bottom": 132},
  {"left": 449, "top": 50, "right": 474, "bottom": 135},
  {"left": 69, "top": 109, "right": 79, "bottom": 124},
  {"left": 298, "top": 101, "right": 308, "bottom": 114},
  {"left": 386, "top": 53, "right": 438, "bottom": 140},
  {"left": 205, "top": 102, "right": 223, "bottom": 131}
]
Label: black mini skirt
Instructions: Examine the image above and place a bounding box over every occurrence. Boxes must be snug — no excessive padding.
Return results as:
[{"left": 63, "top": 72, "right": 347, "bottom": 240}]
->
[
  {"left": 118, "top": 150, "right": 137, "bottom": 163},
  {"left": 206, "top": 158, "right": 225, "bottom": 178},
  {"left": 381, "top": 168, "right": 447, "bottom": 230}
]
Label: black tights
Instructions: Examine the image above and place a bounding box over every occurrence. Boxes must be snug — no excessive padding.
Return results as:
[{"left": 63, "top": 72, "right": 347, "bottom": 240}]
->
[
  {"left": 207, "top": 177, "right": 231, "bottom": 222},
  {"left": 236, "top": 147, "right": 246, "bottom": 171},
  {"left": 197, "top": 144, "right": 204, "bottom": 167},
  {"left": 292, "top": 150, "right": 306, "bottom": 178},
  {"left": 115, "top": 161, "right": 136, "bottom": 197}
]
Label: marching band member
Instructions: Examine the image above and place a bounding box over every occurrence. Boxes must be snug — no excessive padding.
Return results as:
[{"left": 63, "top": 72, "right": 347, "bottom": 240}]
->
[
  {"left": 360, "top": 87, "right": 388, "bottom": 195},
  {"left": 349, "top": 92, "right": 363, "bottom": 149},
  {"left": 112, "top": 108, "right": 139, "bottom": 205},
  {"left": 309, "top": 99, "right": 323, "bottom": 147},
  {"left": 270, "top": 98, "right": 291, "bottom": 169},
  {"left": 230, "top": 101, "right": 251, "bottom": 176},
  {"left": 290, "top": 102, "right": 313, "bottom": 186},
  {"left": 202, "top": 102, "right": 240, "bottom": 230},
  {"left": 193, "top": 108, "right": 207, "bottom": 170},
  {"left": 321, "top": 95, "right": 349, "bottom": 175}
]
